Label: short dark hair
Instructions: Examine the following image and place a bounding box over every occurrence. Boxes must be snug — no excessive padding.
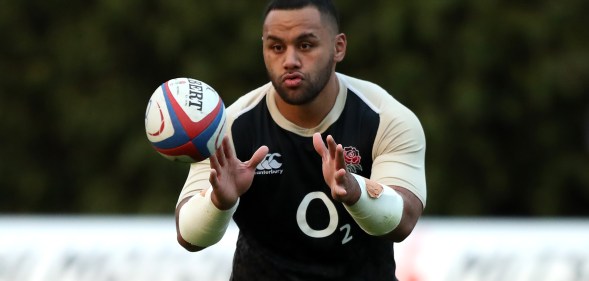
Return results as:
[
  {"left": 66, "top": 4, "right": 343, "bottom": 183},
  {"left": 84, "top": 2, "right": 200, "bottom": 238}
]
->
[{"left": 263, "top": 0, "right": 341, "bottom": 32}]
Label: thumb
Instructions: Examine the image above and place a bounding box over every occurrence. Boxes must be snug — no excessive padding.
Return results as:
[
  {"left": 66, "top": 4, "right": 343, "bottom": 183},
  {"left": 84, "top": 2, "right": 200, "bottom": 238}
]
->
[
  {"left": 312, "top": 132, "right": 327, "bottom": 157},
  {"left": 247, "top": 145, "right": 269, "bottom": 169}
]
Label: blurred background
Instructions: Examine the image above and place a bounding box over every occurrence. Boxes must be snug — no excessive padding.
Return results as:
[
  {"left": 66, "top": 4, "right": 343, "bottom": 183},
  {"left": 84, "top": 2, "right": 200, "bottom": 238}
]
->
[
  {"left": 1, "top": 0, "right": 588, "bottom": 279},
  {"left": 1, "top": 0, "right": 587, "bottom": 216}
]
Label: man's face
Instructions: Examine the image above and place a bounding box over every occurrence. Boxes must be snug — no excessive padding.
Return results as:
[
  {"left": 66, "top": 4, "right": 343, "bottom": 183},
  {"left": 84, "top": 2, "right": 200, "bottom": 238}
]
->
[{"left": 262, "top": 7, "right": 343, "bottom": 105}]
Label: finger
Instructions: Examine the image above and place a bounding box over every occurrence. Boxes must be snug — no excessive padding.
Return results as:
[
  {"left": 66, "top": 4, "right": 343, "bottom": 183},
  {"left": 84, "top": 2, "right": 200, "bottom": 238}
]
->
[
  {"left": 326, "top": 135, "right": 337, "bottom": 159},
  {"left": 333, "top": 169, "right": 349, "bottom": 197},
  {"left": 334, "top": 187, "right": 348, "bottom": 197},
  {"left": 216, "top": 140, "right": 227, "bottom": 167},
  {"left": 312, "top": 133, "right": 327, "bottom": 157},
  {"left": 334, "top": 168, "right": 348, "bottom": 185},
  {"left": 209, "top": 168, "right": 219, "bottom": 189},
  {"left": 335, "top": 144, "right": 347, "bottom": 171},
  {"left": 221, "top": 136, "right": 234, "bottom": 159},
  {"left": 247, "top": 145, "right": 270, "bottom": 169},
  {"left": 210, "top": 154, "right": 220, "bottom": 171}
]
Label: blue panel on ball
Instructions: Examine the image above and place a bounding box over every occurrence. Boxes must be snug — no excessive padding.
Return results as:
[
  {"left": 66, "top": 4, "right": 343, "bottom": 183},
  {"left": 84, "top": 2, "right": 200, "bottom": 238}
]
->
[{"left": 192, "top": 103, "right": 225, "bottom": 158}]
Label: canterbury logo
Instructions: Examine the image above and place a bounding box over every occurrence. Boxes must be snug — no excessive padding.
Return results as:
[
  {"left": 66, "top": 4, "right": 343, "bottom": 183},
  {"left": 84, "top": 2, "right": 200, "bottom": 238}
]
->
[{"left": 256, "top": 153, "right": 284, "bottom": 175}]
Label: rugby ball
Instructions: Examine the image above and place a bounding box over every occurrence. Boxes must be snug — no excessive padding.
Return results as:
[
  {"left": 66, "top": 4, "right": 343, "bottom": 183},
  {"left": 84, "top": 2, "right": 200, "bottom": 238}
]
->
[{"left": 145, "top": 78, "right": 226, "bottom": 163}]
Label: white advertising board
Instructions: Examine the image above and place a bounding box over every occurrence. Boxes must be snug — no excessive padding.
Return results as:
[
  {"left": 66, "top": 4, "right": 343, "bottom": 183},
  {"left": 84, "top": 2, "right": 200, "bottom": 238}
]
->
[
  {"left": 1, "top": 216, "right": 587, "bottom": 281},
  {"left": 395, "top": 218, "right": 589, "bottom": 281}
]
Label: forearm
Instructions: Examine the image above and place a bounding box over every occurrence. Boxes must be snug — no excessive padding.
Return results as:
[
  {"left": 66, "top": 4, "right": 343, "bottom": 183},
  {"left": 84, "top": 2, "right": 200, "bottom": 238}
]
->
[
  {"left": 343, "top": 172, "right": 424, "bottom": 242},
  {"left": 175, "top": 188, "right": 238, "bottom": 250}
]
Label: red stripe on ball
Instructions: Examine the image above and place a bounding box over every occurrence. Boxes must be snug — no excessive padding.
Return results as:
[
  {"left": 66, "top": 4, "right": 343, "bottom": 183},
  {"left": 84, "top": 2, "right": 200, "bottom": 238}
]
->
[
  {"left": 164, "top": 82, "right": 219, "bottom": 140},
  {"left": 155, "top": 141, "right": 204, "bottom": 162}
]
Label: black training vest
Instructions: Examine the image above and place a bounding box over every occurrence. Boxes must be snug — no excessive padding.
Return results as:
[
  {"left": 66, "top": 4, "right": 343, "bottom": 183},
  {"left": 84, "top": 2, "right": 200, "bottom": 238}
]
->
[{"left": 229, "top": 90, "right": 397, "bottom": 281}]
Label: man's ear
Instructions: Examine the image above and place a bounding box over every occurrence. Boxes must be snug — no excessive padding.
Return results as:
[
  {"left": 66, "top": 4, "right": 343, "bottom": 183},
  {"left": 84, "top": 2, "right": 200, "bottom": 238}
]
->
[{"left": 334, "top": 33, "right": 347, "bottom": 62}]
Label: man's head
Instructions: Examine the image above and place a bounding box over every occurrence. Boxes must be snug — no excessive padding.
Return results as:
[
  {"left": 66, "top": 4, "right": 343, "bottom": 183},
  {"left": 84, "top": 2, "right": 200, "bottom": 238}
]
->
[{"left": 262, "top": 0, "right": 346, "bottom": 106}]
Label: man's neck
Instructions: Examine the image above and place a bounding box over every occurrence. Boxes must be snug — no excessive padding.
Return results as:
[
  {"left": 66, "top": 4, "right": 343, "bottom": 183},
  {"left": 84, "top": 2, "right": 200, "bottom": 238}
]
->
[{"left": 274, "top": 74, "right": 340, "bottom": 129}]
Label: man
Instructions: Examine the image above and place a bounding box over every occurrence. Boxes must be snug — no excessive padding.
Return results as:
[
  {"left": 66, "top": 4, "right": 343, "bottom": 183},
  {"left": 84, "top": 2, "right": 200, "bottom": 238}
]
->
[{"left": 175, "top": 0, "right": 427, "bottom": 280}]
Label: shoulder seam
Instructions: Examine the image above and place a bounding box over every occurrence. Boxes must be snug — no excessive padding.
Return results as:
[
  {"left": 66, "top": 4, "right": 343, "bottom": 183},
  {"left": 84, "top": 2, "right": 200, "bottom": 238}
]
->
[
  {"left": 231, "top": 83, "right": 271, "bottom": 119},
  {"left": 338, "top": 73, "right": 382, "bottom": 114}
]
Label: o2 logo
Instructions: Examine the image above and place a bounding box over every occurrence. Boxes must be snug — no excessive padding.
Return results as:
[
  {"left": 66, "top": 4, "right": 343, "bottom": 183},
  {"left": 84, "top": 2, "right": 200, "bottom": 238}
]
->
[{"left": 296, "top": 191, "right": 353, "bottom": 244}]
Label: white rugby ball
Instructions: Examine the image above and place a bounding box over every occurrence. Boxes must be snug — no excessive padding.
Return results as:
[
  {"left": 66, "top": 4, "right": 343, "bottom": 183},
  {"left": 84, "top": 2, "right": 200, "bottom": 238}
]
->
[{"left": 145, "top": 78, "right": 226, "bottom": 163}]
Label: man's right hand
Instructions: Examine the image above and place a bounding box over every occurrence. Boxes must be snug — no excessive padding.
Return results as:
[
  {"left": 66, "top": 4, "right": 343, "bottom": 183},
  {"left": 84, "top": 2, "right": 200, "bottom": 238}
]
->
[{"left": 208, "top": 136, "right": 269, "bottom": 210}]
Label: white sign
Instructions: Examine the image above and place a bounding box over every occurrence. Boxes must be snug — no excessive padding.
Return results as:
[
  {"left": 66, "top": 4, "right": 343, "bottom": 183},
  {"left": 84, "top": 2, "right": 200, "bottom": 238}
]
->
[
  {"left": 395, "top": 218, "right": 589, "bottom": 281},
  {"left": 1, "top": 217, "right": 588, "bottom": 281}
]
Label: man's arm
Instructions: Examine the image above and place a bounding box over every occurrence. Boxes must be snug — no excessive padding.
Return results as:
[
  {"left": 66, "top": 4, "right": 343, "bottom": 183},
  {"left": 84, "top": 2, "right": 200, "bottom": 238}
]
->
[
  {"left": 385, "top": 185, "right": 423, "bottom": 241},
  {"left": 176, "top": 196, "right": 205, "bottom": 252},
  {"left": 174, "top": 137, "right": 268, "bottom": 251},
  {"left": 313, "top": 133, "right": 424, "bottom": 242}
]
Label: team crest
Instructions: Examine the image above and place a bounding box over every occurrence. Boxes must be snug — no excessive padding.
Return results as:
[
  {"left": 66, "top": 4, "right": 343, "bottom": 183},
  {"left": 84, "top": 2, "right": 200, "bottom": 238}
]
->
[{"left": 343, "top": 146, "right": 363, "bottom": 173}]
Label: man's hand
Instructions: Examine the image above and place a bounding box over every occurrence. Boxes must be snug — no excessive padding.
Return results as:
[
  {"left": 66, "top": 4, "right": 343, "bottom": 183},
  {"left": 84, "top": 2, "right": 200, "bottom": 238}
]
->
[
  {"left": 312, "top": 133, "right": 361, "bottom": 205},
  {"left": 209, "top": 136, "right": 269, "bottom": 210}
]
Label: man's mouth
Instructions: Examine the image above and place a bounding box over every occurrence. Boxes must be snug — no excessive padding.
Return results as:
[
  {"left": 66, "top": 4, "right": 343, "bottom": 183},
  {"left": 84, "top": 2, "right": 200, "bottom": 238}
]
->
[{"left": 282, "top": 73, "right": 303, "bottom": 87}]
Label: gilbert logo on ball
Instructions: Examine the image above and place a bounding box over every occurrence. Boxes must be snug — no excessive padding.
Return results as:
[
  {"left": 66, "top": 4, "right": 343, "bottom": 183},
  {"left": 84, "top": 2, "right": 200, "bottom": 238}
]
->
[{"left": 145, "top": 78, "right": 226, "bottom": 163}]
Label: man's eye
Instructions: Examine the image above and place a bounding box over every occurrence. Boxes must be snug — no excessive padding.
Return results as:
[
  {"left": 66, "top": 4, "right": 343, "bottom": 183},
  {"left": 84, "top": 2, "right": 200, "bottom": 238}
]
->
[
  {"left": 300, "top": 43, "right": 312, "bottom": 50},
  {"left": 271, "top": 45, "right": 284, "bottom": 52}
]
